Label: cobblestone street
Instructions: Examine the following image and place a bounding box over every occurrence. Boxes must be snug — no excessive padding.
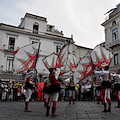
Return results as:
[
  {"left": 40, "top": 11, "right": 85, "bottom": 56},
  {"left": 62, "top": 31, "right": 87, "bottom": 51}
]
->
[{"left": 0, "top": 101, "right": 120, "bottom": 120}]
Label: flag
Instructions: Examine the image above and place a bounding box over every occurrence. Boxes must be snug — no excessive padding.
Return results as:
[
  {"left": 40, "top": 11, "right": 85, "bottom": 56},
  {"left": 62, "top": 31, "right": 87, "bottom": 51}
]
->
[
  {"left": 74, "top": 53, "right": 93, "bottom": 84},
  {"left": 55, "top": 42, "right": 70, "bottom": 75},
  {"left": 91, "top": 45, "right": 113, "bottom": 68},
  {"left": 67, "top": 53, "right": 79, "bottom": 73},
  {"left": 42, "top": 52, "right": 58, "bottom": 69},
  {"left": 13, "top": 43, "right": 40, "bottom": 73},
  {"left": 42, "top": 41, "right": 70, "bottom": 75},
  {"left": 56, "top": 42, "right": 69, "bottom": 68}
]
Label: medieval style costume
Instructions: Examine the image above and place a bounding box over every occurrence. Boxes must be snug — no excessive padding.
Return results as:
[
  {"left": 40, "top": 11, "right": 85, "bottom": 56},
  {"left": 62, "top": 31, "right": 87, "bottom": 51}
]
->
[
  {"left": 95, "top": 75, "right": 103, "bottom": 104},
  {"left": 43, "top": 81, "right": 49, "bottom": 107},
  {"left": 94, "top": 66, "right": 112, "bottom": 112},
  {"left": 113, "top": 72, "right": 120, "bottom": 108},
  {"left": 24, "top": 70, "right": 34, "bottom": 112},
  {"left": 46, "top": 68, "right": 61, "bottom": 117}
]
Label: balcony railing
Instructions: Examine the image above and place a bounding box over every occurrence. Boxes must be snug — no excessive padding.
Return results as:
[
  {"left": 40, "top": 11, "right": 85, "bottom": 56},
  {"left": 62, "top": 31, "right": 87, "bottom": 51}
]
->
[
  {"left": 109, "top": 40, "right": 120, "bottom": 48},
  {"left": 8, "top": 45, "right": 14, "bottom": 50}
]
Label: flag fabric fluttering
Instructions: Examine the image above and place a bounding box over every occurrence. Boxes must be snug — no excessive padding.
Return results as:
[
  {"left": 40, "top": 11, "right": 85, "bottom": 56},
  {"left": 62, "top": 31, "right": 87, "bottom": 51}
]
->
[
  {"left": 67, "top": 53, "right": 79, "bottom": 73},
  {"left": 42, "top": 52, "right": 58, "bottom": 69},
  {"left": 56, "top": 42, "right": 69, "bottom": 68},
  {"left": 13, "top": 43, "right": 40, "bottom": 73},
  {"left": 91, "top": 45, "right": 113, "bottom": 68},
  {"left": 74, "top": 53, "right": 93, "bottom": 84},
  {"left": 55, "top": 42, "right": 70, "bottom": 75},
  {"left": 42, "top": 53, "right": 69, "bottom": 75},
  {"left": 42, "top": 41, "right": 70, "bottom": 75}
]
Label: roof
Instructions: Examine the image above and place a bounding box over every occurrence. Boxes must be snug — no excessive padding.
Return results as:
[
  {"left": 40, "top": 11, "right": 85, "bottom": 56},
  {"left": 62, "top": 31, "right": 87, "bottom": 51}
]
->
[
  {"left": 25, "top": 13, "right": 47, "bottom": 21},
  {"left": 74, "top": 44, "right": 93, "bottom": 50}
]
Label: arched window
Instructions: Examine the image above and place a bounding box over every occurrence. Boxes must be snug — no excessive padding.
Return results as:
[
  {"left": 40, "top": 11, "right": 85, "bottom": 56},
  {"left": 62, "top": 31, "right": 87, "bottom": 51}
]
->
[
  {"left": 33, "top": 22, "right": 39, "bottom": 33},
  {"left": 112, "top": 21, "right": 116, "bottom": 26}
]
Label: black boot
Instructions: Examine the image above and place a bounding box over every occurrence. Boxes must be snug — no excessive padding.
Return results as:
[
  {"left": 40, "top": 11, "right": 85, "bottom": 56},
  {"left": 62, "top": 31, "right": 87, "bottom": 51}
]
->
[
  {"left": 25, "top": 102, "right": 31, "bottom": 112},
  {"left": 52, "top": 107, "right": 59, "bottom": 117},
  {"left": 97, "top": 98, "right": 100, "bottom": 104},
  {"left": 73, "top": 99, "right": 75, "bottom": 104},
  {"left": 69, "top": 99, "right": 71, "bottom": 104},
  {"left": 115, "top": 101, "right": 120, "bottom": 108},
  {"left": 107, "top": 103, "right": 111, "bottom": 112},
  {"left": 44, "top": 102, "right": 47, "bottom": 107},
  {"left": 102, "top": 103, "right": 107, "bottom": 113},
  {"left": 46, "top": 106, "right": 50, "bottom": 116}
]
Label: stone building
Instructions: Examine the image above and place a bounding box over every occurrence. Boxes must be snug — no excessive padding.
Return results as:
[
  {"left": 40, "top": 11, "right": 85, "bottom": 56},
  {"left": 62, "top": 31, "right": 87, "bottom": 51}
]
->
[
  {"left": 0, "top": 13, "right": 92, "bottom": 81},
  {"left": 101, "top": 3, "right": 120, "bottom": 72}
]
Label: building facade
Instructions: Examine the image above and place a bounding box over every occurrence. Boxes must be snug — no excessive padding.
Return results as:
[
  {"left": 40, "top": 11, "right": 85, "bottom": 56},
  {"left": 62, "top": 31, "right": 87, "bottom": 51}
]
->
[
  {"left": 101, "top": 3, "right": 120, "bottom": 72},
  {"left": 0, "top": 13, "right": 92, "bottom": 81}
]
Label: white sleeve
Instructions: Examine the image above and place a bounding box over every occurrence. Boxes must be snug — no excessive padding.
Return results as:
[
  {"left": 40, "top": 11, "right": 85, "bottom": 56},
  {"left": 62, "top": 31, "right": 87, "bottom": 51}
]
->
[
  {"left": 55, "top": 68, "right": 60, "bottom": 80},
  {"left": 94, "top": 70, "right": 105, "bottom": 76},
  {"left": 110, "top": 73, "right": 120, "bottom": 78}
]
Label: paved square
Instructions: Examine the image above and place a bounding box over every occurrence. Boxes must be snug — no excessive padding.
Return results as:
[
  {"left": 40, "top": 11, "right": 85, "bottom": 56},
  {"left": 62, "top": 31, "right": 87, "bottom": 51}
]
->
[{"left": 0, "top": 101, "right": 120, "bottom": 120}]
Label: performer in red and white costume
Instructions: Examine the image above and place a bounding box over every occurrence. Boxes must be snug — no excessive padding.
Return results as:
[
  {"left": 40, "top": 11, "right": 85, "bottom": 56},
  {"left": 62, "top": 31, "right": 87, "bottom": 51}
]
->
[
  {"left": 43, "top": 81, "right": 49, "bottom": 107},
  {"left": 113, "top": 71, "right": 120, "bottom": 108},
  {"left": 37, "top": 79, "right": 44, "bottom": 101},
  {"left": 24, "top": 70, "right": 34, "bottom": 112},
  {"left": 95, "top": 68, "right": 103, "bottom": 104},
  {"left": 46, "top": 68, "right": 61, "bottom": 117},
  {"left": 94, "top": 66, "right": 112, "bottom": 112}
]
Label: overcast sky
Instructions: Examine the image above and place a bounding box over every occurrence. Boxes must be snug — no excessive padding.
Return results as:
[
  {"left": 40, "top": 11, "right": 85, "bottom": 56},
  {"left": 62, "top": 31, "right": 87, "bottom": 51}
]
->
[{"left": 0, "top": 0, "right": 120, "bottom": 48}]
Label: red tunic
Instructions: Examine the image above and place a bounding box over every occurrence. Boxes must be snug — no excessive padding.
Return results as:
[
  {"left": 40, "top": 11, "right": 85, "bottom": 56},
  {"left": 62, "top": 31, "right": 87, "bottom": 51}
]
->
[
  {"left": 49, "top": 74, "right": 59, "bottom": 85},
  {"left": 38, "top": 82, "right": 44, "bottom": 91}
]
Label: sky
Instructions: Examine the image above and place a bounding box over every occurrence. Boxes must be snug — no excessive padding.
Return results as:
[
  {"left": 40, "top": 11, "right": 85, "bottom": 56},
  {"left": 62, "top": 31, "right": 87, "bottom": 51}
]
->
[{"left": 0, "top": 0, "right": 120, "bottom": 49}]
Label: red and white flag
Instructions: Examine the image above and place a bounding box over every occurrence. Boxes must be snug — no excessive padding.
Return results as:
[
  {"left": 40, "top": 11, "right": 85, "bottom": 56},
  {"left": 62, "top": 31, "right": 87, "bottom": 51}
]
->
[{"left": 13, "top": 43, "right": 40, "bottom": 73}]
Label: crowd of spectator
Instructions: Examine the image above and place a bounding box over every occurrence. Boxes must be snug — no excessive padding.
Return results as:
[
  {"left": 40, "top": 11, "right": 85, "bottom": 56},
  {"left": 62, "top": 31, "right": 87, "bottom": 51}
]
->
[{"left": 0, "top": 79, "right": 118, "bottom": 102}]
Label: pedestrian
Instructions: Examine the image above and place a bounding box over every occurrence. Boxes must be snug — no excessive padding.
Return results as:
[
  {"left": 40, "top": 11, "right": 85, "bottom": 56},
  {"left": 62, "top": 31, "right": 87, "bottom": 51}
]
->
[
  {"left": 80, "top": 82, "right": 85, "bottom": 100},
  {"left": 68, "top": 77, "right": 75, "bottom": 104},
  {"left": 1, "top": 83, "right": 8, "bottom": 102},
  {"left": 13, "top": 81, "right": 18, "bottom": 101},
  {"left": 24, "top": 70, "right": 35, "bottom": 112},
  {"left": 75, "top": 83, "right": 80, "bottom": 101},
  {"left": 37, "top": 79, "right": 44, "bottom": 101},
  {"left": 46, "top": 67, "right": 61, "bottom": 117},
  {"left": 17, "top": 85, "right": 22, "bottom": 101},
  {"left": 60, "top": 83, "right": 65, "bottom": 101},
  {"left": 85, "top": 81, "right": 91, "bottom": 101},
  {"left": 21, "top": 86, "right": 26, "bottom": 102},
  {"left": 8, "top": 83, "right": 13, "bottom": 101}
]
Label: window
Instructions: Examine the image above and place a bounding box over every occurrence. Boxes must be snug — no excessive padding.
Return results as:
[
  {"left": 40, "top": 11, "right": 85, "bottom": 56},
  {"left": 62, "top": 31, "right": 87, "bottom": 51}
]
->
[
  {"left": 112, "top": 21, "right": 116, "bottom": 26},
  {"left": 8, "top": 37, "right": 15, "bottom": 50},
  {"left": 49, "top": 26, "right": 53, "bottom": 31},
  {"left": 56, "top": 45, "right": 61, "bottom": 54},
  {"left": 33, "top": 22, "right": 39, "bottom": 34},
  {"left": 6, "top": 57, "right": 13, "bottom": 71},
  {"left": 112, "top": 28, "right": 118, "bottom": 43},
  {"left": 32, "top": 41, "right": 38, "bottom": 44},
  {"left": 114, "top": 53, "right": 119, "bottom": 65}
]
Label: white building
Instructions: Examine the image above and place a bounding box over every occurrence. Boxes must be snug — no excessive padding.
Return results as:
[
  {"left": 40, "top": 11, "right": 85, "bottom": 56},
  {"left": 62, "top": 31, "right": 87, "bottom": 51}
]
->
[
  {"left": 0, "top": 13, "right": 92, "bottom": 81},
  {"left": 101, "top": 3, "right": 120, "bottom": 72}
]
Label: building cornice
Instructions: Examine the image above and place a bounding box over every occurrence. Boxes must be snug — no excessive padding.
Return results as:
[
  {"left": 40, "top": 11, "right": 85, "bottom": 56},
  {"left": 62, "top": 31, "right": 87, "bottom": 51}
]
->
[
  {"left": 0, "top": 23, "right": 72, "bottom": 42},
  {"left": 101, "top": 12, "right": 120, "bottom": 26},
  {"left": 74, "top": 44, "right": 93, "bottom": 50},
  {"left": 25, "top": 13, "right": 47, "bottom": 22}
]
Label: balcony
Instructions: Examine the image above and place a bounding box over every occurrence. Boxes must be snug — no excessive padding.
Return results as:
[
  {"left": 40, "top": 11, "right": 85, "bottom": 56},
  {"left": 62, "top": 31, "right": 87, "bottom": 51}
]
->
[
  {"left": 8, "top": 45, "right": 14, "bottom": 51},
  {"left": 109, "top": 40, "right": 120, "bottom": 48}
]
